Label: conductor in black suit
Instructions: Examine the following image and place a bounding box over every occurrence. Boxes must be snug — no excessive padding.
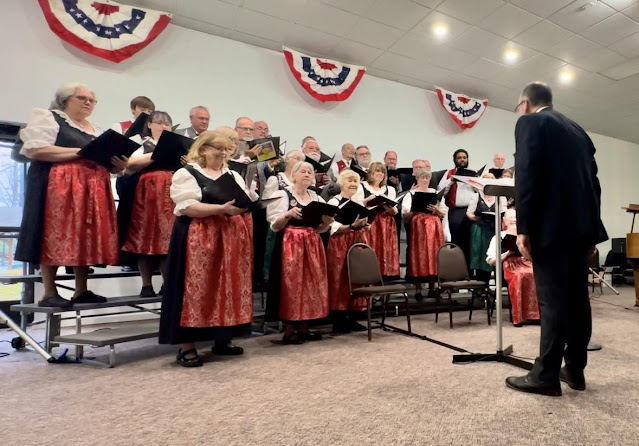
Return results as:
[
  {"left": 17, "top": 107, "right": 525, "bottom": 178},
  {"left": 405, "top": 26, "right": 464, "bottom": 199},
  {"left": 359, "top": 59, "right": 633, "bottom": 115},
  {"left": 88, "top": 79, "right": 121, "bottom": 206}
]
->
[{"left": 506, "top": 82, "right": 608, "bottom": 396}]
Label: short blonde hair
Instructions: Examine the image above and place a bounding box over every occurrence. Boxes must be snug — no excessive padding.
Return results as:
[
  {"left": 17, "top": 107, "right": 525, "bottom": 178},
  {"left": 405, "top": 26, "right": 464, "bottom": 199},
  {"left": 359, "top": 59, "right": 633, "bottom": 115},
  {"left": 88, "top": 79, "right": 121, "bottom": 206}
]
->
[
  {"left": 502, "top": 168, "right": 514, "bottom": 178},
  {"left": 337, "top": 169, "right": 360, "bottom": 186},
  {"left": 187, "top": 130, "right": 231, "bottom": 168},
  {"left": 213, "top": 126, "right": 239, "bottom": 157},
  {"left": 482, "top": 173, "right": 496, "bottom": 180},
  {"left": 415, "top": 168, "right": 432, "bottom": 181},
  {"left": 291, "top": 161, "right": 314, "bottom": 184},
  {"left": 366, "top": 162, "right": 387, "bottom": 186},
  {"left": 285, "top": 150, "right": 305, "bottom": 165}
]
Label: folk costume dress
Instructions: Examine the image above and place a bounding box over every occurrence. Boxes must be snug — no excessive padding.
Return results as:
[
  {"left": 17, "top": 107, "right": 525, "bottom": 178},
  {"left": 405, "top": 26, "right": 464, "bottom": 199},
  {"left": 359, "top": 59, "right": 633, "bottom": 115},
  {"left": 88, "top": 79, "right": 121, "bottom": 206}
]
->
[
  {"left": 468, "top": 194, "right": 508, "bottom": 275},
  {"left": 266, "top": 188, "right": 329, "bottom": 322},
  {"left": 159, "top": 163, "right": 255, "bottom": 345},
  {"left": 16, "top": 109, "right": 118, "bottom": 266},
  {"left": 360, "top": 182, "right": 400, "bottom": 277},
  {"left": 326, "top": 195, "right": 371, "bottom": 312},
  {"left": 262, "top": 172, "right": 293, "bottom": 279},
  {"left": 121, "top": 138, "right": 176, "bottom": 256},
  {"left": 401, "top": 190, "right": 446, "bottom": 280},
  {"left": 487, "top": 233, "right": 540, "bottom": 326}
]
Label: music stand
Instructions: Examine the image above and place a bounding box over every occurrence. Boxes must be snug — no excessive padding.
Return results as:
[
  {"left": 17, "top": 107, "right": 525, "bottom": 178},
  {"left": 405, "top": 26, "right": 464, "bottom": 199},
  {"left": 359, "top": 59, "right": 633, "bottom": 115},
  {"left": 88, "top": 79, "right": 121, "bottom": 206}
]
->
[{"left": 450, "top": 181, "right": 532, "bottom": 370}]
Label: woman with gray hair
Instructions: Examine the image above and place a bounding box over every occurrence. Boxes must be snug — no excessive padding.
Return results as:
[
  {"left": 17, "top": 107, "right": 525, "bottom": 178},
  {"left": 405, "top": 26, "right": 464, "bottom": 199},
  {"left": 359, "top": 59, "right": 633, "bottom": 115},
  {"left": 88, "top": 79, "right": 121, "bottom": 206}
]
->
[{"left": 16, "top": 83, "right": 127, "bottom": 308}]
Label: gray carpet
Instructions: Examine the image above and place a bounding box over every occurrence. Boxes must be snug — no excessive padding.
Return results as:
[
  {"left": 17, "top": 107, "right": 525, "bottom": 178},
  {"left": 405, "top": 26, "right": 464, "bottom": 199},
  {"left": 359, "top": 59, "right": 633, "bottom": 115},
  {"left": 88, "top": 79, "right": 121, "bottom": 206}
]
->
[{"left": 1, "top": 286, "right": 638, "bottom": 446}]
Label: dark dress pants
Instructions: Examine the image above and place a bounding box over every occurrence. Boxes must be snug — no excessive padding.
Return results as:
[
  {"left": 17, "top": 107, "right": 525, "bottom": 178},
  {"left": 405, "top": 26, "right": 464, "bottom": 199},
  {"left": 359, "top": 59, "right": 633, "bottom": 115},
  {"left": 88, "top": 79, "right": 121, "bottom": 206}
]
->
[
  {"left": 448, "top": 207, "right": 471, "bottom": 267},
  {"left": 530, "top": 244, "right": 591, "bottom": 384}
]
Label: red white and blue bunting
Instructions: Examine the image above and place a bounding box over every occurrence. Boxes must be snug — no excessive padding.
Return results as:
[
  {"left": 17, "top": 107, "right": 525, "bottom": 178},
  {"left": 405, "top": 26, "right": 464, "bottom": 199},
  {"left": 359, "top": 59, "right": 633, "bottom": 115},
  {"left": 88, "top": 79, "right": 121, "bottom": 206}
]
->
[
  {"left": 283, "top": 46, "right": 366, "bottom": 102},
  {"left": 435, "top": 87, "right": 488, "bottom": 130},
  {"left": 37, "top": 0, "right": 171, "bottom": 63}
]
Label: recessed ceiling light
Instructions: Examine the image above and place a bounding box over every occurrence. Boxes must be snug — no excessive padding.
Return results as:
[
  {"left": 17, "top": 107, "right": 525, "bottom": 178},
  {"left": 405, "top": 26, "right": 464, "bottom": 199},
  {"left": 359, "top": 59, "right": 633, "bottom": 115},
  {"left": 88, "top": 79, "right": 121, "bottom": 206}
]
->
[
  {"left": 559, "top": 70, "right": 574, "bottom": 84},
  {"left": 503, "top": 50, "right": 519, "bottom": 64},
  {"left": 432, "top": 24, "right": 449, "bottom": 39}
]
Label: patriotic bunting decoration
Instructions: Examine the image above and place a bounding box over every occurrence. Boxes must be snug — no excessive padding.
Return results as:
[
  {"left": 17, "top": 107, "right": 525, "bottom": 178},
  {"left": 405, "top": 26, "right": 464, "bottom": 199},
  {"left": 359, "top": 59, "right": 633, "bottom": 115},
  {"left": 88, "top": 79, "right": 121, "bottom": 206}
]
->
[
  {"left": 435, "top": 87, "right": 488, "bottom": 130},
  {"left": 283, "top": 47, "right": 366, "bottom": 102},
  {"left": 37, "top": 0, "right": 172, "bottom": 63}
]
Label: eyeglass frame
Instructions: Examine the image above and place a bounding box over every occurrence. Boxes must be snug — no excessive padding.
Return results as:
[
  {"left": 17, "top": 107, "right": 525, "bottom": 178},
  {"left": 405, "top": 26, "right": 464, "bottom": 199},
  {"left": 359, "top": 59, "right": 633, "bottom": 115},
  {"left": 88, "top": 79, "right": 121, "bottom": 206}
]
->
[{"left": 73, "top": 95, "right": 98, "bottom": 105}]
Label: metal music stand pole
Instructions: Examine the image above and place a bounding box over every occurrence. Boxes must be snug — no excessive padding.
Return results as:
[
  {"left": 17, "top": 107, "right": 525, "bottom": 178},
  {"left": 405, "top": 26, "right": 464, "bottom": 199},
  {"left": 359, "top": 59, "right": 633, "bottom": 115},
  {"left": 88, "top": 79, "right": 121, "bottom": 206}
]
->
[
  {"left": 452, "top": 184, "right": 532, "bottom": 370},
  {"left": 0, "top": 309, "right": 54, "bottom": 363}
]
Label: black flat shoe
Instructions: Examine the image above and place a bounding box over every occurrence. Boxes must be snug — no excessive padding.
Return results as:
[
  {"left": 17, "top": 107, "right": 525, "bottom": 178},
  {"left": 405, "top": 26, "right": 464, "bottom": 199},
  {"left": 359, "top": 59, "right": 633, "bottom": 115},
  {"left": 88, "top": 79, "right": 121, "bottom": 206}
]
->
[
  {"left": 331, "top": 324, "right": 351, "bottom": 334},
  {"left": 38, "top": 294, "right": 72, "bottom": 308},
  {"left": 414, "top": 292, "right": 423, "bottom": 302},
  {"left": 212, "top": 343, "right": 244, "bottom": 356},
  {"left": 505, "top": 374, "right": 562, "bottom": 397},
  {"left": 559, "top": 367, "right": 586, "bottom": 391},
  {"left": 427, "top": 290, "right": 438, "bottom": 299},
  {"left": 302, "top": 330, "right": 323, "bottom": 341},
  {"left": 72, "top": 291, "right": 107, "bottom": 304},
  {"left": 348, "top": 320, "right": 368, "bottom": 332},
  {"left": 282, "top": 333, "right": 304, "bottom": 345},
  {"left": 176, "top": 348, "right": 203, "bottom": 367},
  {"left": 139, "top": 285, "right": 156, "bottom": 297}
]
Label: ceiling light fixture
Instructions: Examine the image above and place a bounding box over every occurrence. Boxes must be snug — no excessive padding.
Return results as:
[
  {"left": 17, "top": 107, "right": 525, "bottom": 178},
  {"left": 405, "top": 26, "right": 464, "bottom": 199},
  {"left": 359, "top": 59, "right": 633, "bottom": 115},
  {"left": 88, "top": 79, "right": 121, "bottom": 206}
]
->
[
  {"left": 432, "top": 24, "right": 449, "bottom": 39},
  {"left": 559, "top": 70, "right": 574, "bottom": 84},
  {"left": 503, "top": 50, "right": 519, "bottom": 64}
]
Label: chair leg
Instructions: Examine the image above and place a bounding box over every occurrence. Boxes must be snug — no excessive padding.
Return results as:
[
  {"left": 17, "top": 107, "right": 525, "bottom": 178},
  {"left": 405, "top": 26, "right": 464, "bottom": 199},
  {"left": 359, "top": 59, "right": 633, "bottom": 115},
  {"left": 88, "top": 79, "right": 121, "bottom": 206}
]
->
[
  {"left": 367, "top": 298, "right": 372, "bottom": 342},
  {"left": 404, "top": 293, "right": 412, "bottom": 333},
  {"left": 435, "top": 291, "right": 440, "bottom": 324},
  {"left": 469, "top": 291, "right": 475, "bottom": 321},
  {"left": 485, "top": 291, "right": 491, "bottom": 326},
  {"left": 381, "top": 295, "right": 388, "bottom": 327},
  {"left": 448, "top": 290, "right": 453, "bottom": 329}
]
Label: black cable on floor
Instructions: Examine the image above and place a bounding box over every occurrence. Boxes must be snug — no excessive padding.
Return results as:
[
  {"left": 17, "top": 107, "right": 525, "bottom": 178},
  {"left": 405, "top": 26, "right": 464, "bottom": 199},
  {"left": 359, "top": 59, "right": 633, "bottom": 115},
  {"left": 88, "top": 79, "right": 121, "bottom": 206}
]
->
[{"left": 0, "top": 340, "right": 10, "bottom": 358}]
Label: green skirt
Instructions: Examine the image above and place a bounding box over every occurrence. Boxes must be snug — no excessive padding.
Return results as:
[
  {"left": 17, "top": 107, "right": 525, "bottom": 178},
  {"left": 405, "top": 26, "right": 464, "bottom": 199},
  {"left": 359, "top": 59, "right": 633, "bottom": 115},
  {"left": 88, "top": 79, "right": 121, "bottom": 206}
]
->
[{"left": 470, "top": 222, "right": 494, "bottom": 273}]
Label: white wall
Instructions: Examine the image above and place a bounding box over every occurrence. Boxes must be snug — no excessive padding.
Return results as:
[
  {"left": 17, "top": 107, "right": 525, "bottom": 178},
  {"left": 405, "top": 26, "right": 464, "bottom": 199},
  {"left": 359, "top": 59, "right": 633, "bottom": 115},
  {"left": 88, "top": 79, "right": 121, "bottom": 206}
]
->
[{"left": 2, "top": 0, "right": 636, "bottom": 256}]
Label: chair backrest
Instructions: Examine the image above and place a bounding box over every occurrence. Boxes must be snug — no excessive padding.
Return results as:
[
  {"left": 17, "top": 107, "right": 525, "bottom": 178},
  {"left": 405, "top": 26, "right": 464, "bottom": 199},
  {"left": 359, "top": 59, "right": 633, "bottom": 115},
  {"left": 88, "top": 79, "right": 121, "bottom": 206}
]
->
[
  {"left": 347, "top": 243, "right": 384, "bottom": 290},
  {"left": 437, "top": 243, "right": 470, "bottom": 283}
]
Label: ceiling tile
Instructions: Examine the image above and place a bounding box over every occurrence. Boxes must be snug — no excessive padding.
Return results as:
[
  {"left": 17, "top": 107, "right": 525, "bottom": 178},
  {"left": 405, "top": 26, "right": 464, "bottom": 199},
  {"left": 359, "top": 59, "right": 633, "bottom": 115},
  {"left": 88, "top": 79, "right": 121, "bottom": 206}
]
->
[
  {"left": 175, "top": 0, "right": 239, "bottom": 27},
  {"left": 298, "top": 1, "right": 360, "bottom": 37},
  {"left": 283, "top": 24, "right": 343, "bottom": 55},
  {"left": 478, "top": 3, "right": 542, "bottom": 39},
  {"left": 464, "top": 57, "right": 507, "bottom": 81},
  {"left": 319, "top": 0, "right": 376, "bottom": 15},
  {"left": 412, "top": 11, "right": 472, "bottom": 41},
  {"left": 390, "top": 33, "right": 478, "bottom": 70},
  {"left": 602, "top": 0, "right": 639, "bottom": 11},
  {"left": 364, "top": 0, "right": 431, "bottom": 30},
  {"left": 370, "top": 51, "right": 417, "bottom": 73},
  {"left": 572, "top": 47, "right": 629, "bottom": 72},
  {"left": 328, "top": 39, "right": 384, "bottom": 66},
  {"left": 436, "top": 0, "right": 505, "bottom": 24},
  {"left": 624, "top": 3, "right": 639, "bottom": 21},
  {"left": 242, "top": 0, "right": 308, "bottom": 22},
  {"left": 171, "top": 15, "right": 233, "bottom": 37},
  {"left": 579, "top": 13, "right": 639, "bottom": 46},
  {"left": 546, "top": 35, "right": 603, "bottom": 63},
  {"left": 411, "top": 0, "right": 444, "bottom": 8},
  {"left": 220, "top": 0, "right": 245, "bottom": 5},
  {"left": 608, "top": 31, "right": 639, "bottom": 58},
  {"left": 548, "top": 0, "right": 616, "bottom": 33},
  {"left": 513, "top": 20, "right": 575, "bottom": 51},
  {"left": 346, "top": 18, "right": 405, "bottom": 49},
  {"left": 228, "top": 30, "right": 282, "bottom": 51},
  {"left": 493, "top": 54, "right": 566, "bottom": 88},
  {"left": 508, "top": 0, "right": 574, "bottom": 18},
  {"left": 234, "top": 8, "right": 289, "bottom": 41},
  {"left": 450, "top": 27, "right": 508, "bottom": 58},
  {"left": 129, "top": 0, "right": 177, "bottom": 11}
]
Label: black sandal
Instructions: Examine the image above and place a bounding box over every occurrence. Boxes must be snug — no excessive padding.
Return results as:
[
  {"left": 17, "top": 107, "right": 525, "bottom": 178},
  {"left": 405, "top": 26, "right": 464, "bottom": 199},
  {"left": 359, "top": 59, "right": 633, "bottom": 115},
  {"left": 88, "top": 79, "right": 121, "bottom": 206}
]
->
[{"left": 176, "top": 348, "right": 203, "bottom": 367}]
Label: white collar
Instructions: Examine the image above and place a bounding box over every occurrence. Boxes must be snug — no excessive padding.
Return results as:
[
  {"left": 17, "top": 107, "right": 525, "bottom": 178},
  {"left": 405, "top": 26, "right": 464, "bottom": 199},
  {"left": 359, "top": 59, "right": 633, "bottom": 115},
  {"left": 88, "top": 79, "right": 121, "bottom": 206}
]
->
[{"left": 536, "top": 106, "right": 550, "bottom": 113}]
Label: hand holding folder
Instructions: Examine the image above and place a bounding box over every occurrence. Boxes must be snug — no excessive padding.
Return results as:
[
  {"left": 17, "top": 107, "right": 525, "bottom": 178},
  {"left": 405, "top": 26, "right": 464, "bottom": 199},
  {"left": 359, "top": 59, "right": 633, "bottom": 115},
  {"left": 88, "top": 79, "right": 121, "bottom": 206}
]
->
[
  {"left": 78, "top": 129, "right": 140, "bottom": 168},
  {"left": 410, "top": 190, "right": 445, "bottom": 213},
  {"left": 298, "top": 201, "right": 339, "bottom": 227},
  {"left": 151, "top": 131, "right": 194, "bottom": 171}
]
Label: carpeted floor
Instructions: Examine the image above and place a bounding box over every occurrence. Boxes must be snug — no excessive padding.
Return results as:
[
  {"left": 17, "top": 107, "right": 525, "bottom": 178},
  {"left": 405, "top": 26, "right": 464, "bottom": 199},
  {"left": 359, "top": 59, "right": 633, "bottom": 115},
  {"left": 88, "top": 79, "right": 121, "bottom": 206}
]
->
[{"left": 1, "top": 286, "right": 638, "bottom": 446}]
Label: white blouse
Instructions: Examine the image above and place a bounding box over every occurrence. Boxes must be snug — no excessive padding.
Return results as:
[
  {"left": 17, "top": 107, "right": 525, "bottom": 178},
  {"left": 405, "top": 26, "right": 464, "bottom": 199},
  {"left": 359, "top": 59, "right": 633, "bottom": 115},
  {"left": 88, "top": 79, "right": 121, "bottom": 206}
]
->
[
  {"left": 263, "top": 172, "right": 292, "bottom": 200},
  {"left": 170, "top": 163, "right": 258, "bottom": 216},
  {"left": 467, "top": 193, "right": 508, "bottom": 214},
  {"left": 401, "top": 189, "right": 448, "bottom": 216},
  {"left": 19, "top": 108, "right": 101, "bottom": 154},
  {"left": 266, "top": 188, "right": 326, "bottom": 232},
  {"left": 486, "top": 231, "right": 508, "bottom": 264},
  {"left": 327, "top": 193, "right": 365, "bottom": 235}
]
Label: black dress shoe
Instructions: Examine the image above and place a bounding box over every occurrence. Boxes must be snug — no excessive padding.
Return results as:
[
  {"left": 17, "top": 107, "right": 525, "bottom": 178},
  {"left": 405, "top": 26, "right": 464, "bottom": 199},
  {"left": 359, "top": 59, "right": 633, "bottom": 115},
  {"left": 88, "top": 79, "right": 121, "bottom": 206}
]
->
[
  {"left": 72, "top": 291, "right": 107, "bottom": 304},
  {"left": 302, "top": 330, "right": 323, "bottom": 341},
  {"left": 212, "top": 343, "right": 244, "bottom": 356},
  {"left": 559, "top": 367, "right": 586, "bottom": 391},
  {"left": 348, "top": 320, "right": 368, "bottom": 332},
  {"left": 282, "top": 333, "right": 304, "bottom": 345},
  {"left": 38, "top": 294, "right": 73, "bottom": 308},
  {"left": 414, "top": 292, "right": 424, "bottom": 302},
  {"left": 505, "top": 374, "right": 562, "bottom": 397},
  {"left": 139, "top": 285, "right": 156, "bottom": 297}
]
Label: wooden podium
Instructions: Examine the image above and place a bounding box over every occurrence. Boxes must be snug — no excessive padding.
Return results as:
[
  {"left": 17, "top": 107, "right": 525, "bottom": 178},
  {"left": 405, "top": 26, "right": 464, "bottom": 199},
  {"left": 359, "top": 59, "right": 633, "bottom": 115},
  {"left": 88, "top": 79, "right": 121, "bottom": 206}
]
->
[{"left": 623, "top": 204, "right": 639, "bottom": 307}]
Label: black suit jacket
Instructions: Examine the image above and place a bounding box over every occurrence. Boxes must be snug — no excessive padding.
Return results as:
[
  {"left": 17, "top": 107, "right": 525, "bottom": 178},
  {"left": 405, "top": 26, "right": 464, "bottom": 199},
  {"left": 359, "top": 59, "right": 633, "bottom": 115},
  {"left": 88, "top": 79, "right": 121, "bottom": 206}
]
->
[{"left": 514, "top": 108, "right": 607, "bottom": 250}]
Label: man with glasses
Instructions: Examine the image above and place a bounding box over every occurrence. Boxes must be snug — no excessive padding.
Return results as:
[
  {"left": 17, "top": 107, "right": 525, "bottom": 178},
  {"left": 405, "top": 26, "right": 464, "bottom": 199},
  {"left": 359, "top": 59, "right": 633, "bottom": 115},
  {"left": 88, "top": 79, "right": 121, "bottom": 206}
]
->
[
  {"left": 505, "top": 82, "right": 607, "bottom": 397},
  {"left": 355, "top": 145, "right": 372, "bottom": 170},
  {"left": 176, "top": 106, "right": 210, "bottom": 139}
]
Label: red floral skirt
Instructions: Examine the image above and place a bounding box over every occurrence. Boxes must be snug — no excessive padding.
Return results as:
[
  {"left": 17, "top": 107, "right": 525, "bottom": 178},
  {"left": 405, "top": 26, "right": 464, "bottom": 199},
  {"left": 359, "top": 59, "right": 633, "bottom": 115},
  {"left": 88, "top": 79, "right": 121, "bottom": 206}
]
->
[
  {"left": 122, "top": 170, "right": 175, "bottom": 255},
  {"left": 280, "top": 226, "right": 329, "bottom": 321},
  {"left": 503, "top": 256, "right": 540, "bottom": 325},
  {"left": 368, "top": 212, "right": 399, "bottom": 276},
  {"left": 243, "top": 213, "right": 254, "bottom": 260},
  {"left": 180, "top": 214, "right": 253, "bottom": 327},
  {"left": 40, "top": 159, "right": 118, "bottom": 266},
  {"left": 407, "top": 213, "right": 444, "bottom": 278},
  {"left": 327, "top": 229, "right": 371, "bottom": 311}
]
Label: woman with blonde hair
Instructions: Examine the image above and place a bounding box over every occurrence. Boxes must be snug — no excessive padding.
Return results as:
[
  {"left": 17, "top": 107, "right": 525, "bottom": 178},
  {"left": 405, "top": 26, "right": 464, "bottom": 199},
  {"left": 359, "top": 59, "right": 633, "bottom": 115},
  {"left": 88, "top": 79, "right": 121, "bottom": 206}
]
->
[
  {"left": 159, "top": 131, "right": 257, "bottom": 367},
  {"left": 327, "top": 169, "right": 371, "bottom": 333},
  {"left": 361, "top": 162, "right": 400, "bottom": 278},
  {"left": 402, "top": 168, "right": 446, "bottom": 299},
  {"left": 266, "top": 161, "right": 332, "bottom": 344}
]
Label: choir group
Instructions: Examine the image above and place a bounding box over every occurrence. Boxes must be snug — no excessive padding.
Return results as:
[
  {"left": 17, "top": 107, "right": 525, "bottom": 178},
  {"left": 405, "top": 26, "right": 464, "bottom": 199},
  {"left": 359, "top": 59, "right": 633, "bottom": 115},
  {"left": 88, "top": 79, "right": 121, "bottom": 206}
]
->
[{"left": 15, "top": 83, "right": 541, "bottom": 368}]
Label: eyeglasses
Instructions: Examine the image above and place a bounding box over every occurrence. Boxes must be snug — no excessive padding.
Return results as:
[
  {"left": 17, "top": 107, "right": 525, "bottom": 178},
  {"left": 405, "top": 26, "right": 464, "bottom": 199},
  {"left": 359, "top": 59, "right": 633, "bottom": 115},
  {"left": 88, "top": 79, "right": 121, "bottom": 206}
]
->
[
  {"left": 236, "top": 126, "right": 254, "bottom": 132},
  {"left": 74, "top": 95, "right": 98, "bottom": 105},
  {"left": 255, "top": 126, "right": 269, "bottom": 132},
  {"left": 514, "top": 100, "right": 525, "bottom": 112}
]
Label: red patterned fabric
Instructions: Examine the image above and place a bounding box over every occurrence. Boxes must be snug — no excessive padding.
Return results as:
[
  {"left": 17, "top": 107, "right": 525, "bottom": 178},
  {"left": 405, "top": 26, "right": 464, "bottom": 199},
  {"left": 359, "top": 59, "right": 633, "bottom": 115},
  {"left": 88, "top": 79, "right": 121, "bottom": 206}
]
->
[
  {"left": 180, "top": 214, "right": 253, "bottom": 327},
  {"left": 336, "top": 160, "right": 347, "bottom": 173},
  {"left": 327, "top": 229, "right": 371, "bottom": 311},
  {"left": 280, "top": 226, "right": 329, "bottom": 321},
  {"left": 407, "top": 213, "right": 444, "bottom": 278},
  {"left": 243, "top": 213, "right": 254, "bottom": 260},
  {"left": 122, "top": 170, "right": 175, "bottom": 255},
  {"left": 503, "top": 256, "right": 540, "bottom": 325},
  {"left": 41, "top": 159, "right": 118, "bottom": 266},
  {"left": 445, "top": 168, "right": 458, "bottom": 208},
  {"left": 368, "top": 212, "right": 399, "bottom": 276}
]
